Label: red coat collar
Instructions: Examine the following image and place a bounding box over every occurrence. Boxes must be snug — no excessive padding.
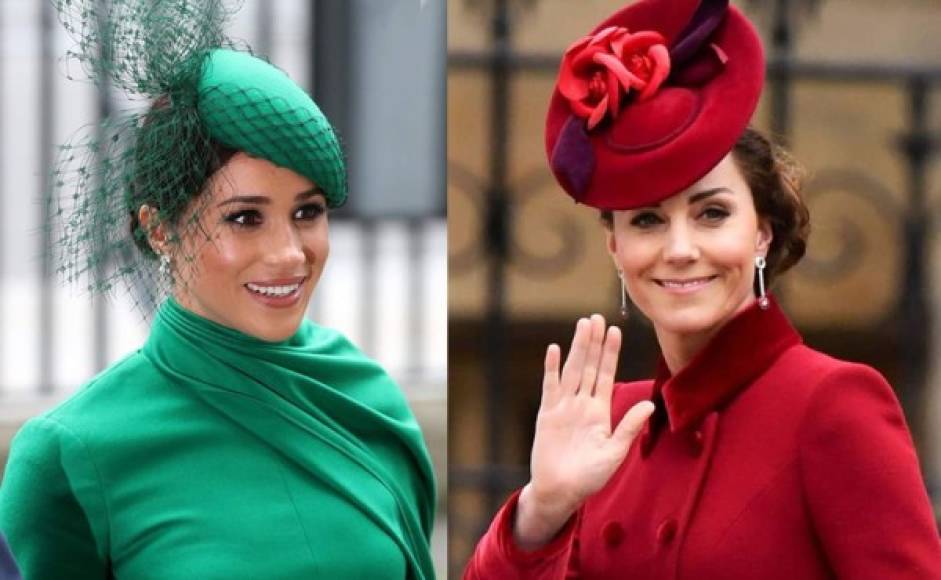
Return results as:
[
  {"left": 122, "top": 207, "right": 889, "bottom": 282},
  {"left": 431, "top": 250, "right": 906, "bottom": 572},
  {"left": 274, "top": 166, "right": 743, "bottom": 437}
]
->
[{"left": 649, "top": 295, "right": 802, "bottom": 433}]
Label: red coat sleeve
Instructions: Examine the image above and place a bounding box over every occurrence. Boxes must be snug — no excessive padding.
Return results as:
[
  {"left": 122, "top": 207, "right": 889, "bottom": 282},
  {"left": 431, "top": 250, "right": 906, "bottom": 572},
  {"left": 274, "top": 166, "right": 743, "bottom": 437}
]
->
[
  {"left": 463, "top": 489, "right": 581, "bottom": 579},
  {"left": 799, "top": 364, "right": 941, "bottom": 579}
]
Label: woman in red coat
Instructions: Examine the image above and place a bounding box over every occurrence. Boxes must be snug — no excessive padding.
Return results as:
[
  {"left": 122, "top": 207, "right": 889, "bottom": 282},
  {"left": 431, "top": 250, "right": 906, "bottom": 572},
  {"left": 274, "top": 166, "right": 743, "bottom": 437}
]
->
[{"left": 464, "top": 0, "right": 941, "bottom": 578}]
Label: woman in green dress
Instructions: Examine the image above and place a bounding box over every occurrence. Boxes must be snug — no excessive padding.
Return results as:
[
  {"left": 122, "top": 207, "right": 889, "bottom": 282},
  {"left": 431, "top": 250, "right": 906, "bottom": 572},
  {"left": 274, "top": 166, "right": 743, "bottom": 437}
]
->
[{"left": 0, "top": 2, "right": 436, "bottom": 579}]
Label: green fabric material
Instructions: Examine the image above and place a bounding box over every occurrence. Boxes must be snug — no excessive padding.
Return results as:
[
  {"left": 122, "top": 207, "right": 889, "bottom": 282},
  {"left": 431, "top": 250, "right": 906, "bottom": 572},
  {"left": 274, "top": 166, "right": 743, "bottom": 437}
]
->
[
  {"left": 0, "top": 299, "right": 436, "bottom": 579},
  {"left": 198, "top": 49, "right": 348, "bottom": 207}
]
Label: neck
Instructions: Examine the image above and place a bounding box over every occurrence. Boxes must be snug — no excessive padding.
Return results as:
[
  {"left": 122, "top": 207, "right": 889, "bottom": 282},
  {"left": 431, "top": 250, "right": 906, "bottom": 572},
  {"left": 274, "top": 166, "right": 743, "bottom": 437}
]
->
[
  {"left": 654, "top": 295, "right": 759, "bottom": 375},
  {"left": 656, "top": 327, "right": 715, "bottom": 375}
]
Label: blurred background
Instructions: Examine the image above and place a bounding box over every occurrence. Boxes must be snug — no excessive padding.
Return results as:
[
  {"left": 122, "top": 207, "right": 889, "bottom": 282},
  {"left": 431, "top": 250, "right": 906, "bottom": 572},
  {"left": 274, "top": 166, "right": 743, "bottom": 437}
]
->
[
  {"left": 0, "top": 0, "right": 447, "bottom": 576},
  {"left": 449, "top": 0, "right": 941, "bottom": 576}
]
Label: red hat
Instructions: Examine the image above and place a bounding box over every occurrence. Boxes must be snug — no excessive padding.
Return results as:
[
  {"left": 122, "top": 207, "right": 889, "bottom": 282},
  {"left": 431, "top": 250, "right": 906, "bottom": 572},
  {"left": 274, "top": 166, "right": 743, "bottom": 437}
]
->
[{"left": 545, "top": 0, "right": 765, "bottom": 210}]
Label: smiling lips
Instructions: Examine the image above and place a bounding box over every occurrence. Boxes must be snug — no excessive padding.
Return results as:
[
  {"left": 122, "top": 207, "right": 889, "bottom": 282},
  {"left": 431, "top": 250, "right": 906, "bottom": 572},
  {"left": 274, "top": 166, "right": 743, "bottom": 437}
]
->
[
  {"left": 654, "top": 275, "right": 718, "bottom": 294},
  {"left": 244, "top": 276, "right": 307, "bottom": 307}
]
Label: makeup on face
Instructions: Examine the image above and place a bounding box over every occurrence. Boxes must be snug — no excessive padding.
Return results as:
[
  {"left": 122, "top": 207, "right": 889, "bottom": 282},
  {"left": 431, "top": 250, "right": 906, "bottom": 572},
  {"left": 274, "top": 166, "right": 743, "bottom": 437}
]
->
[
  {"left": 173, "top": 153, "right": 330, "bottom": 342},
  {"left": 608, "top": 153, "right": 770, "bottom": 346}
]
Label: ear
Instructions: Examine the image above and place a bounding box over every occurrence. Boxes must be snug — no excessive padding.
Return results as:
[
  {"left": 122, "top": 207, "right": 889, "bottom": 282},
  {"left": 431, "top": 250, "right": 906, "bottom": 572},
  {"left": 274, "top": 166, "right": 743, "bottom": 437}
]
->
[
  {"left": 756, "top": 217, "right": 773, "bottom": 256},
  {"left": 138, "top": 205, "right": 171, "bottom": 255},
  {"left": 605, "top": 226, "right": 622, "bottom": 272}
]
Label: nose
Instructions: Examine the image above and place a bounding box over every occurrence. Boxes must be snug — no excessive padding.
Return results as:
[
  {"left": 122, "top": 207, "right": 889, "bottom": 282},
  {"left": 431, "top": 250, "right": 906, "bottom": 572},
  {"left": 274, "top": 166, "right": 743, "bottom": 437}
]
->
[
  {"left": 263, "top": 222, "right": 307, "bottom": 268},
  {"left": 662, "top": 221, "right": 699, "bottom": 264}
]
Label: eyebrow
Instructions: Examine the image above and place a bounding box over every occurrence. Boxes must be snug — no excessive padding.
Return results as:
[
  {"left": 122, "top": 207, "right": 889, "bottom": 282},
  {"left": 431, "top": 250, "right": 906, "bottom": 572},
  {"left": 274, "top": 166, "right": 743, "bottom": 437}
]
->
[
  {"left": 689, "top": 187, "right": 732, "bottom": 204},
  {"left": 216, "top": 188, "right": 324, "bottom": 208},
  {"left": 635, "top": 187, "right": 733, "bottom": 211}
]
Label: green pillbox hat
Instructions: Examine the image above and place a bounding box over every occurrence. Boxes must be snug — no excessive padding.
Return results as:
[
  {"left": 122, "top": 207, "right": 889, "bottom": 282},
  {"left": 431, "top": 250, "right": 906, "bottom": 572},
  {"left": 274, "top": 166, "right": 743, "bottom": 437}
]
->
[{"left": 198, "top": 49, "right": 348, "bottom": 207}]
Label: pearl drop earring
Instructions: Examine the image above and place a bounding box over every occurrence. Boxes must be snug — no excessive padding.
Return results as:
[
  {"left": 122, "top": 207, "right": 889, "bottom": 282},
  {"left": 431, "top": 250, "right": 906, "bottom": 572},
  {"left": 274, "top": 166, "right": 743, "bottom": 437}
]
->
[
  {"left": 618, "top": 270, "right": 629, "bottom": 318},
  {"left": 755, "top": 255, "right": 769, "bottom": 310}
]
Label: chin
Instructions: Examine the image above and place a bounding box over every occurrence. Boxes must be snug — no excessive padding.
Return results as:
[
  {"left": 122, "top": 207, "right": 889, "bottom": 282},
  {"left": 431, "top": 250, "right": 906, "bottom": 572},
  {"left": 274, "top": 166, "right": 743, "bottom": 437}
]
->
[
  {"left": 238, "top": 290, "right": 313, "bottom": 342},
  {"left": 646, "top": 303, "right": 726, "bottom": 336}
]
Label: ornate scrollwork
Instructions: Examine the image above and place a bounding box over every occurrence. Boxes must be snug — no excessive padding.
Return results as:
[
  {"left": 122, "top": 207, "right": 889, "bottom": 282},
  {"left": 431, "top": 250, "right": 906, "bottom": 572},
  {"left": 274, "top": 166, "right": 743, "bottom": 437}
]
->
[
  {"left": 448, "top": 160, "right": 588, "bottom": 279},
  {"left": 508, "top": 167, "right": 586, "bottom": 278},
  {"left": 447, "top": 160, "right": 487, "bottom": 272},
  {"left": 798, "top": 168, "right": 902, "bottom": 280}
]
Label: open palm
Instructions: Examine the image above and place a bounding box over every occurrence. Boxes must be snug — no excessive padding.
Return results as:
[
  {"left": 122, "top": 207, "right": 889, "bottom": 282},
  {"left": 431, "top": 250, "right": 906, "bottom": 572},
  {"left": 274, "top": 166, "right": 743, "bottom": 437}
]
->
[{"left": 519, "top": 315, "right": 654, "bottom": 545}]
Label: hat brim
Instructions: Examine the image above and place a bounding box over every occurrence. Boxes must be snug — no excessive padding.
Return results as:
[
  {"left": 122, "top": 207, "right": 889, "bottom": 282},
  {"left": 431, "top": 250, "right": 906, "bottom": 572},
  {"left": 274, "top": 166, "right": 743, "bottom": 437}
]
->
[{"left": 545, "top": 2, "right": 764, "bottom": 210}]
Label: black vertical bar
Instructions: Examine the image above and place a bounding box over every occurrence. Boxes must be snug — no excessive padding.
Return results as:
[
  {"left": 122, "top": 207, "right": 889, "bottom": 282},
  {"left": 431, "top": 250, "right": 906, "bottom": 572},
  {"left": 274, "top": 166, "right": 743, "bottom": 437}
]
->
[
  {"left": 39, "top": 0, "right": 55, "bottom": 394},
  {"left": 769, "top": 0, "right": 792, "bottom": 144},
  {"left": 897, "top": 77, "right": 931, "bottom": 442},
  {"left": 256, "top": 0, "right": 274, "bottom": 60},
  {"left": 311, "top": 0, "right": 354, "bottom": 218},
  {"left": 308, "top": 2, "right": 318, "bottom": 101},
  {"left": 360, "top": 219, "right": 377, "bottom": 356},
  {"left": 767, "top": 0, "right": 792, "bottom": 307},
  {"left": 484, "top": 0, "right": 512, "bottom": 515}
]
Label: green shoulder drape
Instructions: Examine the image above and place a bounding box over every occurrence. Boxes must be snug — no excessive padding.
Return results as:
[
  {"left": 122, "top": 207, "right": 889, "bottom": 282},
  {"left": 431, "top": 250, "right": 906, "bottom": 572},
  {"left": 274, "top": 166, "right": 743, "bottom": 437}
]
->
[{"left": 0, "top": 299, "right": 436, "bottom": 579}]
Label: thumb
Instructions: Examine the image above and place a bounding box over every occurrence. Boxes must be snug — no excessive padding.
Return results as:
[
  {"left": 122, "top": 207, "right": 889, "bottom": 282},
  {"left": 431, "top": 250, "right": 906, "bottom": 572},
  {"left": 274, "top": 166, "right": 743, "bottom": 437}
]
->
[{"left": 612, "top": 400, "right": 655, "bottom": 447}]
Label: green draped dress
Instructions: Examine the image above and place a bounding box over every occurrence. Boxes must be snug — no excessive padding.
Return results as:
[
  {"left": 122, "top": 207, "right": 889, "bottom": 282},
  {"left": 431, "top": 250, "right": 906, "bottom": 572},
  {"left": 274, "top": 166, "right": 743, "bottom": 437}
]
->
[{"left": 0, "top": 298, "right": 437, "bottom": 579}]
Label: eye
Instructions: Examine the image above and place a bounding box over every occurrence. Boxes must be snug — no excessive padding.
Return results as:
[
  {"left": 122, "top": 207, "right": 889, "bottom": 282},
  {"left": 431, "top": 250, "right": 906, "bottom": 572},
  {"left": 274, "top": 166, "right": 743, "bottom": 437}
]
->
[
  {"left": 224, "top": 209, "right": 262, "bottom": 227},
  {"left": 294, "top": 202, "right": 326, "bottom": 221},
  {"left": 629, "top": 211, "right": 663, "bottom": 228},
  {"left": 699, "top": 206, "right": 730, "bottom": 222}
]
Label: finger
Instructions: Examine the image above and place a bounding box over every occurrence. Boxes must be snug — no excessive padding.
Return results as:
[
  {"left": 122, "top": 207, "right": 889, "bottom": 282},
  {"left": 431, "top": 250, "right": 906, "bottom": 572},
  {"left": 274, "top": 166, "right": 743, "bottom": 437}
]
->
[
  {"left": 541, "top": 343, "right": 562, "bottom": 407},
  {"left": 593, "top": 325, "right": 622, "bottom": 401},
  {"left": 612, "top": 400, "right": 655, "bottom": 446},
  {"left": 559, "top": 318, "right": 590, "bottom": 394},
  {"left": 577, "top": 314, "right": 606, "bottom": 396}
]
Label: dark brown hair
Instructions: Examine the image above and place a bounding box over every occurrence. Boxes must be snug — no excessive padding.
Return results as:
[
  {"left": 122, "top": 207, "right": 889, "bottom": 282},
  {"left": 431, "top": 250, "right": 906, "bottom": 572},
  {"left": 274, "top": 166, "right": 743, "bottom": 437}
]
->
[
  {"left": 128, "top": 94, "right": 239, "bottom": 256},
  {"left": 600, "top": 127, "right": 810, "bottom": 286}
]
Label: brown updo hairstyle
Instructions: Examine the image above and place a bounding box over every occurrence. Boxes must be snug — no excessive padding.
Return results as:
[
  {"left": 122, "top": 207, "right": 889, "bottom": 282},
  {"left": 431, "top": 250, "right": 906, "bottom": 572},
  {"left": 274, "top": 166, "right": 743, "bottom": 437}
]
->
[{"left": 600, "top": 126, "right": 811, "bottom": 288}]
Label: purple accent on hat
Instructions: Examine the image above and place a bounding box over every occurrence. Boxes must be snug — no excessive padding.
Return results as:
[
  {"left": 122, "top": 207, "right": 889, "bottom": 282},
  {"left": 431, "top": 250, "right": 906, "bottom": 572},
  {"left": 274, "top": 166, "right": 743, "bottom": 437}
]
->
[
  {"left": 672, "top": 43, "right": 729, "bottom": 86},
  {"left": 550, "top": 115, "right": 596, "bottom": 199},
  {"left": 670, "top": 0, "right": 729, "bottom": 66}
]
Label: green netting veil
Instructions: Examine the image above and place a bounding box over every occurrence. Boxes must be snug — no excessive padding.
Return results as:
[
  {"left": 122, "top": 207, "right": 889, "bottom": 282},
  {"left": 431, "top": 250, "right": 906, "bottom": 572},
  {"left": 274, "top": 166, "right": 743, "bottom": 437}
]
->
[{"left": 48, "top": 0, "right": 347, "bottom": 314}]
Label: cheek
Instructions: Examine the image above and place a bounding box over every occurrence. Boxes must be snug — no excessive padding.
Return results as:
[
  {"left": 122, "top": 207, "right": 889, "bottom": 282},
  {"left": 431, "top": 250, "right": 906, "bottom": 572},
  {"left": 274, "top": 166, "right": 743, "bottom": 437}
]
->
[
  {"left": 302, "top": 226, "right": 330, "bottom": 262},
  {"left": 187, "top": 231, "right": 255, "bottom": 285},
  {"left": 614, "top": 235, "right": 658, "bottom": 277},
  {"left": 703, "top": 229, "right": 758, "bottom": 272}
]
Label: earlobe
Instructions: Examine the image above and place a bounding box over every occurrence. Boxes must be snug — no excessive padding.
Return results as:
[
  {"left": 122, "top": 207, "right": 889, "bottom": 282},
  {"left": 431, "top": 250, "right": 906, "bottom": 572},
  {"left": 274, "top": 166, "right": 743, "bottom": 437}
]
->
[
  {"left": 139, "top": 205, "right": 169, "bottom": 255},
  {"left": 605, "top": 229, "right": 620, "bottom": 267},
  {"left": 756, "top": 220, "right": 773, "bottom": 254}
]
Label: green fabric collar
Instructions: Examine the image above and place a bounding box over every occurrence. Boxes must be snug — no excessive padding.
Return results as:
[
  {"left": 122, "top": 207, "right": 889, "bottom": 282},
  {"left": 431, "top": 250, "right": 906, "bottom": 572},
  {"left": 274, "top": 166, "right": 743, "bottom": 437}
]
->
[{"left": 143, "top": 298, "right": 435, "bottom": 579}]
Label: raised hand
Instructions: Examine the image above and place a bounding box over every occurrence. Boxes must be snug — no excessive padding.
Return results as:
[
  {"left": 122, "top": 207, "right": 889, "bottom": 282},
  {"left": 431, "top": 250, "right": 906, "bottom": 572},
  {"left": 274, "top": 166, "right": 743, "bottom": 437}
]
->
[{"left": 514, "top": 314, "right": 655, "bottom": 549}]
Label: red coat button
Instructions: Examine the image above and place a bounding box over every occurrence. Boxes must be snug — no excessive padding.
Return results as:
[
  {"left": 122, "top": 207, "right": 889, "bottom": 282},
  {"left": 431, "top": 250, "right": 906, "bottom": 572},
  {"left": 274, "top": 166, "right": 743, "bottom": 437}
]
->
[
  {"left": 602, "top": 521, "right": 624, "bottom": 547},
  {"left": 657, "top": 519, "right": 677, "bottom": 545},
  {"left": 689, "top": 429, "right": 704, "bottom": 456}
]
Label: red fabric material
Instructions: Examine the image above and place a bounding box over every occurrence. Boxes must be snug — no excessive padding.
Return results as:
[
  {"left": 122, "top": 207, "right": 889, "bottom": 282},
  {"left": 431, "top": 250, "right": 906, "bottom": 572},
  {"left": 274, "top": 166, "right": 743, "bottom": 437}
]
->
[
  {"left": 557, "top": 28, "right": 670, "bottom": 130},
  {"left": 464, "top": 299, "right": 941, "bottom": 579},
  {"left": 545, "top": 0, "right": 765, "bottom": 210},
  {"left": 655, "top": 294, "right": 801, "bottom": 431},
  {"left": 463, "top": 489, "right": 580, "bottom": 580}
]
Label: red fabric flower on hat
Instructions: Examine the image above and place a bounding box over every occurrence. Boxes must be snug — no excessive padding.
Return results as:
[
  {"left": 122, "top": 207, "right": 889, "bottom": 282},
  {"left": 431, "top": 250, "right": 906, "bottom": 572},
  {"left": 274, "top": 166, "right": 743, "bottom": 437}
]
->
[{"left": 558, "top": 26, "right": 671, "bottom": 130}]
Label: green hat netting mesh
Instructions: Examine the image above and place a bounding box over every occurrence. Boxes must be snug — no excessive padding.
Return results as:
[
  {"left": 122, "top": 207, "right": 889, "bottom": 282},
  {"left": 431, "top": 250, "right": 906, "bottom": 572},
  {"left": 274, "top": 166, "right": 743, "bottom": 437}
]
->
[{"left": 48, "top": 0, "right": 347, "bottom": 314}]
